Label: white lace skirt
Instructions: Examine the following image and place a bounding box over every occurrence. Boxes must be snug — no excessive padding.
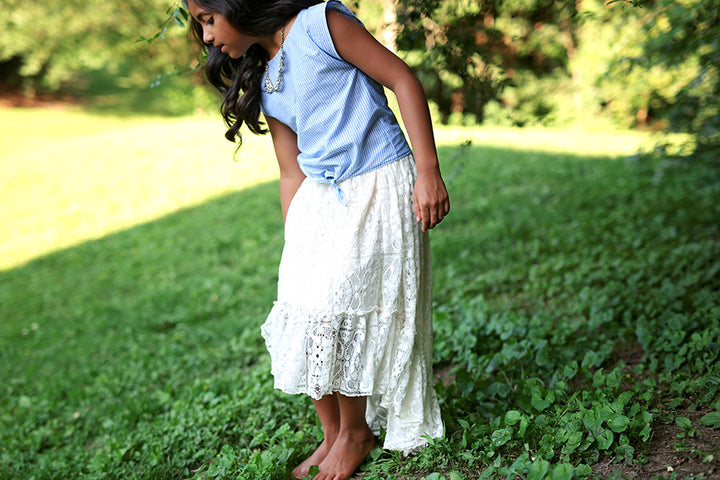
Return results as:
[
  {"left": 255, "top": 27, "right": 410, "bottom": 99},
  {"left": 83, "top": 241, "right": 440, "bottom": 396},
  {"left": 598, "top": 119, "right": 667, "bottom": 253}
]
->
[{"left": 261, "top": 155, "right": 443, "bottom": 454}]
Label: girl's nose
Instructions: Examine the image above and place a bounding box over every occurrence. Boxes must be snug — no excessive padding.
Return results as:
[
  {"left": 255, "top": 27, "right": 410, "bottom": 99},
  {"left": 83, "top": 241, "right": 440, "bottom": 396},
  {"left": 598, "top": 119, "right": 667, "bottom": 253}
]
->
[{"left": 203, "top": 29, "right": 214, "bottom": 45}]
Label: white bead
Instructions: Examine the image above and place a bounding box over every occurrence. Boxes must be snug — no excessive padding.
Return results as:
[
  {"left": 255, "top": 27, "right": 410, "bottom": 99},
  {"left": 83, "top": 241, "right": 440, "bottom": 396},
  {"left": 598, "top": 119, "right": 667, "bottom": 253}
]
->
[{"left": 264, "top": 26, "right": 286, "bottom": 94}]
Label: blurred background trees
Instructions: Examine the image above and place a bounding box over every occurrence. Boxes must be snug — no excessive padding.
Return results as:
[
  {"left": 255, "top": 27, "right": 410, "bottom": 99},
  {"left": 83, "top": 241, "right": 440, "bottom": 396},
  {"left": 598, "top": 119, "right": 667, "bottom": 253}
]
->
[
  {"left": 0, "top": 0, "right": 191, "bottom": 92},
  {"left": 394, "top": 0, "right": 580, "bottom": 127},
  {"left": 0, "top": 0, "right": 209, "bottom": 113},
  {"left": 390, "top": 0, "right": 719, "bottom": 159},
  {"left": 619, "top": 0, "right": 719, "bottom": 155},
  {"left": 1, "top": 0, "right": 717, "bottom": 157}
]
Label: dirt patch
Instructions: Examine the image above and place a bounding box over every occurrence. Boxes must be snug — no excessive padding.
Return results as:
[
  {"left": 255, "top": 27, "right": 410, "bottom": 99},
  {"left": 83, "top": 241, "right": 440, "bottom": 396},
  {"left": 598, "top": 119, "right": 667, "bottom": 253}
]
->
[
  {"left": 592, "top": 409, "right": 720, "bottom": 479},
  {"left": 0, "top": 91, "right": 80, "bottom": 108},
  {"left": 435, "top": 364, "right": 456, "bottom": 388},
  {"left": 611, "top": 341, "right": 646, "bottom": 370}
]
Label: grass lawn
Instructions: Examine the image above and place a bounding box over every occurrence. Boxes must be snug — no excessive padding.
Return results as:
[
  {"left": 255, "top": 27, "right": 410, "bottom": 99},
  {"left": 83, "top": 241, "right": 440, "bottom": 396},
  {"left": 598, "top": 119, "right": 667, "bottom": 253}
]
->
[
  {"left": 1, "top": 106, "right": 718, "bottom": 479},
  {"left": 0, "top": 108, "right": 280, "bottom": 271}
]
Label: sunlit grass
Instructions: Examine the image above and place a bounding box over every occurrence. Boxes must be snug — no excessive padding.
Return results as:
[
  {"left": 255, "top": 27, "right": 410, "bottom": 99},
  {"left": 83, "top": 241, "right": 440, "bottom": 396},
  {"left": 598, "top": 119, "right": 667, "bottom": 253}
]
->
[
  {"left": 433, "top": 123, "right": 652, "bottom": 156},
  {"left": 1, "top": 107, "right": 278, "bottom": 270}
]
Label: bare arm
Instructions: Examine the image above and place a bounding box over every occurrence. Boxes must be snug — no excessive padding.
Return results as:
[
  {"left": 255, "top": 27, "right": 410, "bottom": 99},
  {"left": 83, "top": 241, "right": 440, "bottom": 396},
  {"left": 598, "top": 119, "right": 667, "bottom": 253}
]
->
[
  {"left": 326, "top": 9, "right": 450, "bottom": 231},
  {"left": 267, "top": 115, "right": 305, "bottom": 222}
]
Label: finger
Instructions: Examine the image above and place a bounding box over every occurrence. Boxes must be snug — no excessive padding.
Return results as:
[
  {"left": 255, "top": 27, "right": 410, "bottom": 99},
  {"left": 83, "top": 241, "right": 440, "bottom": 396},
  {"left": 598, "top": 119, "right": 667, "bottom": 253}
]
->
[
  {"left": 421, "top": 206, "right": 431, "bottom": 232},
  {"left": 429, "top": 206, "right": 439, "bottom": 229},
  {"left": 429, "top": 199, "right": 449, "bottom": 229},
  {"left": 413, "top": 193, "right": 421, "bottom": 222}
]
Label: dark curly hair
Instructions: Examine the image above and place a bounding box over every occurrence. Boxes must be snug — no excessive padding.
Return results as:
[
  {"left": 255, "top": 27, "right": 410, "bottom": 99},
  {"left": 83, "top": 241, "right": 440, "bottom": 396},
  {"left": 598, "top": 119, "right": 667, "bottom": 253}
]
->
[{"left": 186, "top": 0, "right": 323, "bottom": 145}]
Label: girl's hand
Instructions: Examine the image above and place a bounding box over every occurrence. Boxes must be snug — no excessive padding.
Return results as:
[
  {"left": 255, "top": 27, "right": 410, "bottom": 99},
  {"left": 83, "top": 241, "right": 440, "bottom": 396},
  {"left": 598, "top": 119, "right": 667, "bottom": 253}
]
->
[
  {"left": 413, "top": 168, "right": 450, "bottom": 232},
  {"left": 325, "top": 10, "right": 450, "bottom": 231}
]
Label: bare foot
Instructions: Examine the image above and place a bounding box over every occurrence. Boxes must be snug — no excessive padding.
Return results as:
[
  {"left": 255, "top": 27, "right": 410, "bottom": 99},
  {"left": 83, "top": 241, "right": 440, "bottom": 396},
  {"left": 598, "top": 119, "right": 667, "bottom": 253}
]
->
[
  {"left": 292, "top": 438, "right": 334, "bottom": 479},
  {"left": 313, "top": 426, "right": 375, "bottom": 480}
]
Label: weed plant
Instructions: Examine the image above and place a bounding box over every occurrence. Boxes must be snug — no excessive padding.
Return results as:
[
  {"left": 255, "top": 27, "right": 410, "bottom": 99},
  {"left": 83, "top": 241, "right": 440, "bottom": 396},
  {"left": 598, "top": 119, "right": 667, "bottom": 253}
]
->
[{"left": 1, "top": 110, "right": 718, "bottom": 479}]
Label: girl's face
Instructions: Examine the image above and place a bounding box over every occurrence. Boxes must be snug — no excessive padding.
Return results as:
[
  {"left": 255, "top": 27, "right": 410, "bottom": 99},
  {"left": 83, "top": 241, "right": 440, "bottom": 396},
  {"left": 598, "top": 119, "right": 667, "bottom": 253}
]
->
[{"left": 187, "top": 1, "right": 257, "bottom": 58}]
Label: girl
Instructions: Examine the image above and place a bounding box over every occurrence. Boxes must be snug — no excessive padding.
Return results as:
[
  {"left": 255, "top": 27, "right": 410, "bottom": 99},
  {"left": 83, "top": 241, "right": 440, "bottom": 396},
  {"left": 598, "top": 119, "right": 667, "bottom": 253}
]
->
[{"left": 185, "top": 1, "right": 450, "bottom": 478}]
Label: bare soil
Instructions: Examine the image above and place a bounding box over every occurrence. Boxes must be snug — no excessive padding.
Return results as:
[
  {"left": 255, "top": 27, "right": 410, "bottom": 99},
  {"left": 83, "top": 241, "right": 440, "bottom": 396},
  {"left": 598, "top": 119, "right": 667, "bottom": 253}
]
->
[
  {"left": 0, "top": 91, "right": 80, "bottom": 108},
  {"left": 591, "top": 408, "right": 720, "bottom": 479}
]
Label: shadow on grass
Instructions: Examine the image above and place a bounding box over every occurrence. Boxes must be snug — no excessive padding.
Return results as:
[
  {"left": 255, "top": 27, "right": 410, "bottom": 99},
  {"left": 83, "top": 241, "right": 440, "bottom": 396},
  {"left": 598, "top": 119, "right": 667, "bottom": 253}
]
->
[
  {"left": 0, "top": 177, "right": 282, "bottom": 345},
  {"left": 1, "top": 141, "right": 718, "bottom": 478}
]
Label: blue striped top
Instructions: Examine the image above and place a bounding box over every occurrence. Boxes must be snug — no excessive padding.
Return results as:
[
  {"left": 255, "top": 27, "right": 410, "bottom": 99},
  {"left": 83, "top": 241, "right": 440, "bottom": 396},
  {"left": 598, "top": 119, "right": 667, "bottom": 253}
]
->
[{"left": 260, "top": 0, "right": 412, "bottom": 205}]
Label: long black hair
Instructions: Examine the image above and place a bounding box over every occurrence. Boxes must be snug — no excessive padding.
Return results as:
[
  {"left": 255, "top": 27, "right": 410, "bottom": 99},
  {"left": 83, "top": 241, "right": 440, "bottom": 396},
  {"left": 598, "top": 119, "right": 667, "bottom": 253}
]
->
[{"left": 186, "top": 0, "right": 323, "bottom": 145}]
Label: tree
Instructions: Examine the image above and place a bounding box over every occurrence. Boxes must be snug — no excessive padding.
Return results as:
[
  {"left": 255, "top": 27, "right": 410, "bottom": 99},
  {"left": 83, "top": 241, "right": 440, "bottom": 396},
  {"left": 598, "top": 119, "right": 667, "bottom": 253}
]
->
[
  {"left": 0, "top": 0, "right": 196, "bottom": 94},
  {"left": 625, "top": 0, "right": 719, "bottom": 155},
  {"left": 579, "top": 0, "right": 720, "bottom": 157},
  {"left": 394, "top": 0, "right": 580, "bottom": 125}
]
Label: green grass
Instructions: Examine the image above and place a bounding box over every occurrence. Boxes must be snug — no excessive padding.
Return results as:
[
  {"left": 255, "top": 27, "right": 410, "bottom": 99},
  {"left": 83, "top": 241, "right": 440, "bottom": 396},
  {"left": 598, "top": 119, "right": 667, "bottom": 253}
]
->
[
  {"left": 1, "top": 107, "right": 718, "bottom": 479},
  {"left": 0, "top": 108, "right": 278, "bottom": 271}
]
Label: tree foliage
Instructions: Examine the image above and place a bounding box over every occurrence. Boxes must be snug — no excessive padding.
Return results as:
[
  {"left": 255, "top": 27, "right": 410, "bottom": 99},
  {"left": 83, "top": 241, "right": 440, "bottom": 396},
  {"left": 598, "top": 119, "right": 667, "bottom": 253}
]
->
[
  {"left": 395, "top": 0, "right": 718, "bottom": 154},
  {"left": 618, "top": 0, "right": 720, "bottom": 153},
  {"left": 0, "top": 0, "right": 196, "bottom": 93},
  {"left": 395, "top": 0, "right": 580, "bottom": 125}
]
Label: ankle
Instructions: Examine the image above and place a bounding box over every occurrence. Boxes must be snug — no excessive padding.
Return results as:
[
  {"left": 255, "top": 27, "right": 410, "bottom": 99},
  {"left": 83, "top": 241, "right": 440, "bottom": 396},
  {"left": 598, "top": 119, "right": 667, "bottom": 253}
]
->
[
  {"left": 323, "top": 425, "right": 340, "bottom": 443},
  {"left": 339, "top": 424, "right": 374, "bottom": 442}
]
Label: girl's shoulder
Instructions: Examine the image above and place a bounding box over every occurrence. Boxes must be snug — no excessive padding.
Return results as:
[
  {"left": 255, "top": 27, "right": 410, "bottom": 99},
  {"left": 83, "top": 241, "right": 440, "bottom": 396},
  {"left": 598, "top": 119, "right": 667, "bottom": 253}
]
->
[
  {"left": 301, "top": 0, "right": 363, "bottom": 60},
  {"left": 302, "top": 1, "right": 363, "bottom": 34}
]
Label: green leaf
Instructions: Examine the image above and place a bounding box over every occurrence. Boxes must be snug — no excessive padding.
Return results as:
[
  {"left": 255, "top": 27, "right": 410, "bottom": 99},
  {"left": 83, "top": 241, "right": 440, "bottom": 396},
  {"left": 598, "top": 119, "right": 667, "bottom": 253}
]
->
[
  {"left": 583, "top": 409, "right": 600, "bottom": 429},
  {"left": 479, "top": 466, "right": 494, "bottom": 479},
  {"left": 538, "top": 434, "right": 556, "bottom": 459},
  {"left": 675, "top": 416, "right": 692, "bottom": 430},
  {"left": 488, "top": 381, "right": 512, "bottom": 398},
  {"left": 608, "top": 415, "right": 631, "bottom": 433},
  {"left": 592, "top": 369, "right": 606, "bottom": 387},
  {"left": 539, "top": 434, "right": 555, "bottom": 450},
  {"left": 597, "top": 405, "right": 615, "bottom": 423},
  {"left": 508, "top": 452, "right": 531, "bottom": 477},
  {"left": 581, "top": 350, "right": 598, "bottom": 369},
  {"left": 575, "top": 464, "right": 592, "bottom": 477},
  {"left": 563, "top": 431, "right": 583, "bottom": 454},
  {"left": 700, "top": 411, "right": 720, "bottom": 428},
  {"left": 640, "top": 422, "right": 652, "bottom": 442},
  {"left": 518, "top": 415, "right": 529, "bottom": 438},
  {"left": 562, "top": 361, "right": 578, "bottom": 379},
  {"left": 550, "top": 463, "right": 575, "bottom": 480},
  {"left": 595, "top": 428, "right": 614, "bottom": 450},
  {"left": 531, "top": 391, "right": 550, "bottom": 412},
  {"left": 491, "top": 428, "right": 512, "bottom": 447},
  {"left": 527, "top": 458, "right": 550, "bottom": 480},
  {"left": 277, "top": 447, "right": 293, "bottom": 464},
  {"left": 505, "top": 410, "right": 522, "bottom": 426},
  {"left": 615, "top": 444, "right": 635, "bottom": 462},
  {"left": 536, "top": 344, "right": 551, "bottom": 367},
  {"left": 479, "top": 459, "right": 499, "bottom": 480}
]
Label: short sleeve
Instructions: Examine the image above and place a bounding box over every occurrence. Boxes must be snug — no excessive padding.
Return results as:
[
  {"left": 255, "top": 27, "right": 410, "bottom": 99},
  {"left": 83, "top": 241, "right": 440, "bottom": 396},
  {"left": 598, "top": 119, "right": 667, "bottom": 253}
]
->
[{"left": 305, "top": 0, "right": 364, "bottom": 61}]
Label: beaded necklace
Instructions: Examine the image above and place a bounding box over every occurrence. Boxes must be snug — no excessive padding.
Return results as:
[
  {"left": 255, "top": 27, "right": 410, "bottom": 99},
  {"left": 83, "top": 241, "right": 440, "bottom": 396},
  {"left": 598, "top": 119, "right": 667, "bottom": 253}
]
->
[{"left": 264, "top": 26, "right": 285, "bottom": 93}]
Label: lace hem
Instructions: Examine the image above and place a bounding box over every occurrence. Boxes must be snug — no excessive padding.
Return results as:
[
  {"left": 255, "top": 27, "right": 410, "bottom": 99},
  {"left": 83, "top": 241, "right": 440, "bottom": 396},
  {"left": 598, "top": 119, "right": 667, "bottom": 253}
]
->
[{"left": 261, "top": 301, "right": 442, "bottom": 454}]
